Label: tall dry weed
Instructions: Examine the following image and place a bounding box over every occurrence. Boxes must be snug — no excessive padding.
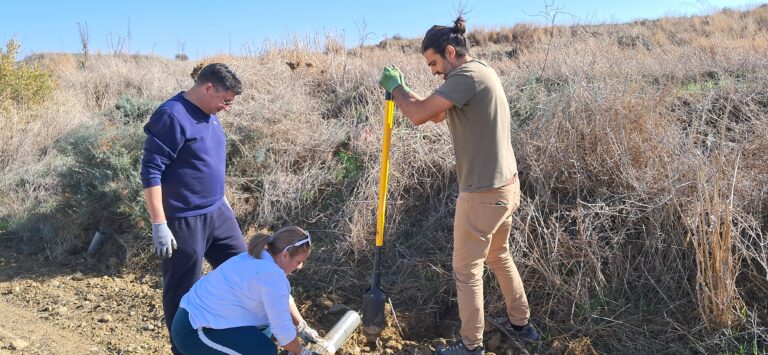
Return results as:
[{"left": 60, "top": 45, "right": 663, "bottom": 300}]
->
[{"left": 689, "top": 164, "right": 742, "bottom": 329}]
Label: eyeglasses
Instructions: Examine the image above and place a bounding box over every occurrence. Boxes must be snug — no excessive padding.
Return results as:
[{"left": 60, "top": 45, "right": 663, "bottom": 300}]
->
[
  {"left": 212, "top": 84, "right": 235, "bottom": 107},
  {"left": 282, "top": 233, "right": 311, "bottom": 254}
]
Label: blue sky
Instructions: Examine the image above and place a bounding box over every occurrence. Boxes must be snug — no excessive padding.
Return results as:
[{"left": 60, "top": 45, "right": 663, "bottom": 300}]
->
[{"left": 1, "top": 0, "right": 761, "bottom": 60}]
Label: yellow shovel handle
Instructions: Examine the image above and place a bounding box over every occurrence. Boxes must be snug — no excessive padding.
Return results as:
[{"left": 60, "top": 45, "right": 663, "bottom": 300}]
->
[{"left": 376, "top": 93, "right": 394, "bottom": 247}]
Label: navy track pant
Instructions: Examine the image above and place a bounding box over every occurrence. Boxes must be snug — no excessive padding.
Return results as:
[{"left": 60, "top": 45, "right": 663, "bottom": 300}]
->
[
  {"left": 162, "top": 202, "right": 246, "bottom": 354},
  {"left": 172, "top": 308, "right": 277, "bottom": 355}
]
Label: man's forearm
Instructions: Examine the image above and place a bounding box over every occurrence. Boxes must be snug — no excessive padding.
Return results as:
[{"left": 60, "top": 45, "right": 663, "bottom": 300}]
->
[
  {"left": 143, "top": 186, "right": 166, "bottom": 223},
  {"left": 392, "top": 87, "right": 446, "bottom": 125}
]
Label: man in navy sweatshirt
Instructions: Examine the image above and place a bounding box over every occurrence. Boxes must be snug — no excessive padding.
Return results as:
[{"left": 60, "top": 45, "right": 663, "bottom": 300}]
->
[{"left": 140, "top": 63, "right": 245, "bottom": 353}]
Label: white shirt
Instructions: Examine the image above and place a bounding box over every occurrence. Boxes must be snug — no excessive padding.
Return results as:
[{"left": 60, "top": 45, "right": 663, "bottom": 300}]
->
[{"left": 179, "top": 250, "right": 297, "bottom": 346}]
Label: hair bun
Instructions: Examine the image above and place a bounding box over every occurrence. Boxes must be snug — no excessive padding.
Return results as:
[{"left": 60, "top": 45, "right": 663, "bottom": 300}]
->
[{"left": 453, "top": 16, "right": 467, "bottom": 35}]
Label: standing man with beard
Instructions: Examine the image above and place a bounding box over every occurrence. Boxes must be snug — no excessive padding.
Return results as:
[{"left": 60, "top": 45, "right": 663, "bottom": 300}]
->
[{"left": 378, "top": 17, "right": 540, "bottom": 355}]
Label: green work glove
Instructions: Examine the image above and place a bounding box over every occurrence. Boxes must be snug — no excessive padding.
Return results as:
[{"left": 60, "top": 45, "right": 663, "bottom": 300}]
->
[
  {"left": 379, "top": 66, "right": 411, "bottom": 94},
  {"left": 396, "top": 68, "right": 412, "bottom": 95}
]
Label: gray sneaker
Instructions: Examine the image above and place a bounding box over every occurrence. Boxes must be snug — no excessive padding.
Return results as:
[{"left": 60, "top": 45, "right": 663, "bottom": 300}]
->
[
  {"left": 435, "top": 339, "right": 485, "bottom": 355},
  {"left": 492, "top": 318, "right": 541, "bottom": 341}
]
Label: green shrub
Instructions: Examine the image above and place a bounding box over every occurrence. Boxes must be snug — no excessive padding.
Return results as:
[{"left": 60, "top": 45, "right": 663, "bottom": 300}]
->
[
  {"left": 113, "top": 95, "right": 160, "bottom": 124},
  {"left": 16, "top": 115, "right": 149, "bottom": 264},
  {"left": 0, "top": 217, "right": 9, "bottom": 233},
  {"left": 0, "top": 39, "right": 57, "bottom": 111},
  {"left": 56, "top": 120, "right": 146, "bottom": 232},
  {"left": 334, "top": 148, "right": 362, "bottom": 181}
]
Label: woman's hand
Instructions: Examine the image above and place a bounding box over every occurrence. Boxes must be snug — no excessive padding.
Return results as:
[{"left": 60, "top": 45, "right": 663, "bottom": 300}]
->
[{"left": 297, "top": 319, "right": 322, "bottom": 343}]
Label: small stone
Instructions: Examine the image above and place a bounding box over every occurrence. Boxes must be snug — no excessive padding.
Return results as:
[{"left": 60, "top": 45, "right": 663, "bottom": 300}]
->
[
  {"left": 142, "top": 323, "right": 155, "bottom": 331},
  {"left": 411, "top": 346, "right": 434, "bottom": 355},
  {"left": 385, "top": 340, "right": 402, "bottom": 351},
  {"left": 13, "top": 285, "right": 20, "bottom": 293},
  {"left": 55, "top": 306, "right": 69, "bottom": 316},
  {"left": 50, "top": 280, "right": 60, "bottom": 287},
  {"left": 71, "top": 272, "right": 85, "bottom": 281},
  {"left": 10, "top": 338, "right": 29, "bottom": 350},
  {"left": 432, "top": 338, "right": 447, "bottom": 348},
  {"left": 316, "top": 297, "right": 333, "bottom": 309},
  {"left": 98, "top": 314, "right": 112, "bottom": 323}
]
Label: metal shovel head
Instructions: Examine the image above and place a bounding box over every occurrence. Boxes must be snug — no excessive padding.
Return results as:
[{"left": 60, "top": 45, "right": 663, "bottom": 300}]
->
[{"left": 361, "top": 285, "right": 386, "bottom": 336}]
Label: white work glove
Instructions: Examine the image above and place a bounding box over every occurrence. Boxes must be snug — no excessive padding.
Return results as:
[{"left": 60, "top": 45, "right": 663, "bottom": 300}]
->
[
  {"left": 298, "top": 321, "right": 332, "bottom": 354},
  {"left": 306, "top": 342, "right": 332, "bottom": 355},
  {"left": 152, "top": 222, "right": 177, "bottom": 258},
  {"left": 297, "top": 320, "right": 322, "bottom": 344}
]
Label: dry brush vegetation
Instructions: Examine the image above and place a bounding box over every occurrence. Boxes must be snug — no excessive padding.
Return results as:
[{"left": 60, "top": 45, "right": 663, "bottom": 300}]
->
[{"left": 1, "top": 5, "right": 767, "bottom": 353}]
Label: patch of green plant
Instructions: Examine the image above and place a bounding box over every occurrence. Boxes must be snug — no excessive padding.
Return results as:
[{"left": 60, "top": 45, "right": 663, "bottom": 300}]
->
[
  {"left": 724, "top": 339, "right": 761, "bottom": 355},
  {"left": 10, "top": 110, "right": 150, "bottom": 263},
  {"left": 0, "top": 218, "right": 9, "bottom": 233},
  {"left": 54, "top": 121, "right": 147, "bottom": 231},
  {"left": 112, "top": 95, "right": 160, "bottom": 124},
  {"left": 574, "top": 296, "right": 603, "bottom": 319},
  {"left": 292, "top": 286, "right": 306, "bottom": 299},
  {"left": 739, "top": 305, "right": 749, "bottom": 320},
  {"left": 0, "top": 39, "right": 57, "bottom": 111},
  {"left": 13, "top": 113, "right": 148, "bottom": 259},
  {"left": 681, "top": 80, "right": 718, "bottom": 93},
  {"left": 334, "top": 149, "right": 363, "bottom": 182}
]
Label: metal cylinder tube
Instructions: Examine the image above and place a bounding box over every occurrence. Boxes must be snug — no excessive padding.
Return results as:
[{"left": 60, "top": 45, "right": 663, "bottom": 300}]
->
[{"left": 323, "top": 310, "right": 361, "bottom": 354}]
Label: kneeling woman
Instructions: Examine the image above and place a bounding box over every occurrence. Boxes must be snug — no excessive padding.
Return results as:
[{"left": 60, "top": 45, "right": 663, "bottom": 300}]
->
[{"left": 172, "top": 226, "right": 317, "bottom": 355}]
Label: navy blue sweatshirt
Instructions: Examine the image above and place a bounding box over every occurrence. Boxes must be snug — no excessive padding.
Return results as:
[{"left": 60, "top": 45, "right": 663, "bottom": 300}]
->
[{"left": 140, "top": 92, "right": 226, "bottom": 218}]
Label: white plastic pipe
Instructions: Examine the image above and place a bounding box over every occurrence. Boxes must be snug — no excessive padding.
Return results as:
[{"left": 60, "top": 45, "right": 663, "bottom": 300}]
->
[
  {"left": 86, "top": 231, "right": 104, "bottom": 256},
  {"left": 323, "top": 310, "right": 361, "bottom": 354}
]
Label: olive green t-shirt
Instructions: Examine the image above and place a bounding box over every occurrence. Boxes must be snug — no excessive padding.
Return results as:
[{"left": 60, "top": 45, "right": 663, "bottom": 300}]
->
[{"left": 435, "top": 60, "right": 518, "bottom": 192}]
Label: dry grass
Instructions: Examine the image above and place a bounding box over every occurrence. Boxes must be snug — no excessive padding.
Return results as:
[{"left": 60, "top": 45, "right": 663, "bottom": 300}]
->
[{"left": 2, "top": 5, "right": 768, "bottom": 353}]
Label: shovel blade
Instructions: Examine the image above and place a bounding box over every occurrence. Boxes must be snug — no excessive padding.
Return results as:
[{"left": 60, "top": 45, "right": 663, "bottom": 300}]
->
[{"left": 361, "top": 285, "right": 386, "bottom": 336}]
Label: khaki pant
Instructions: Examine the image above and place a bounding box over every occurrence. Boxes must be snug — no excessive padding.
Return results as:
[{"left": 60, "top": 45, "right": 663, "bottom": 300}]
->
[{"left": 453, "top": 180, "right": 529, "bottom": 349}]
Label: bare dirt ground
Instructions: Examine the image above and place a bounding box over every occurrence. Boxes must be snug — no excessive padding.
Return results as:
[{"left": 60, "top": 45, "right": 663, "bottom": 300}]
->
[
  {"left": 0, "top": 233, "right": 170, "bottom": 354},
  {"left": 0, "top": 299, "right": 99, "bottom": 354},
  {"left": 0, "top": 232, "right": 547, "bottom": 355}
]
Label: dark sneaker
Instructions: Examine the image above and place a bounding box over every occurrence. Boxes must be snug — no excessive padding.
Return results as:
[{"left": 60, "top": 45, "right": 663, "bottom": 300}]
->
[
  {"left": 435, "top": 339, "right": 485, "bottom": 355},
  {"left": 492, "top": 318, "right": 541, "bottom": 341}
]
